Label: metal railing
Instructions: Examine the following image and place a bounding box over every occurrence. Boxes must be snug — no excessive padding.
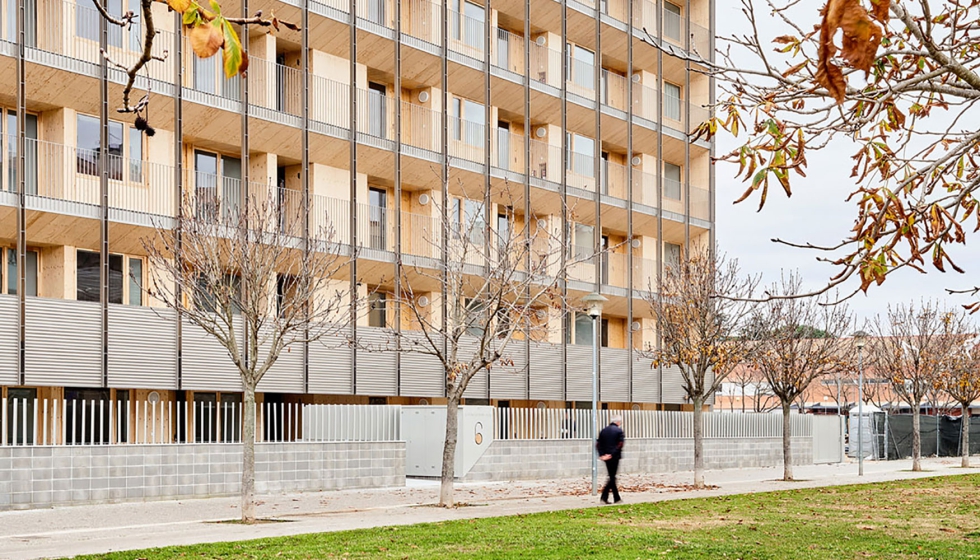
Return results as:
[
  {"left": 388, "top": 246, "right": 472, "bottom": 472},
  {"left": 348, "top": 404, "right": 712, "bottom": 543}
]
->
[
  {"left": 0, "top": 398, "right": 400, "bottom": 446},
  {"left": 448, "top": 7, "right": 485, "bottom": 60},
  {"left": 249, "top": 55, "right": 304, "bottom": 116},
  {"left": 494, "top": 407, "right": 813, "bottom": 440}
]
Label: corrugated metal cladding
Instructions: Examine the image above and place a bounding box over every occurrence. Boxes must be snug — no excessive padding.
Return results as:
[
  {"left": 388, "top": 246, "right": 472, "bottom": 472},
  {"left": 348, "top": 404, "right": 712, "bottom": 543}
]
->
[
  {"left": 399, "top": 331, "right": 444, "bottom": 397},
  {"left": 529, "top": 342, "right": 563, "bottom": 400},
  {"left": 0, "top": 295, "right": 18, "bottom": 385},
  {"left": 107, "top": 306, "right": 177, "bottom": 389},
  {"left": 181, "top": 316, "right": 243, "bottom": 392},
  {"left": 631, "top": 354, "right": 661, "bottom": 402},
  {"left": 308, "top": 333, "right": 352, "bottom": 394},
  {"left": 661, "top": 363, "right": 688, "bottom": 404},
  {"left": 25, "top": 298, "right": 101, "bottom": 387},
  {"left": 460, "top": 336, "right": 488, "bottom": 399},
  {"left": 489, "top": 339, "right": 527, "bottom": 400},
  {"left": 600, "top": 348, "right": 630, "bottom": 402},
  {"left": 256, "top": 327, "right": 305, "bottom": 394},
  {"left": 355, "top": 327, "right": 397, "bottom": 395},
  {"left": 565, "top": 345, "right": 594, "bottom": 401}
]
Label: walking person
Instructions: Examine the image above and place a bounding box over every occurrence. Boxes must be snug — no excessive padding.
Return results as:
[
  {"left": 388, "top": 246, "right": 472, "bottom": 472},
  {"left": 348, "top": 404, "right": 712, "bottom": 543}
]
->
[{"left": 596, "top": 415, "right": 625, "bottom": 504}]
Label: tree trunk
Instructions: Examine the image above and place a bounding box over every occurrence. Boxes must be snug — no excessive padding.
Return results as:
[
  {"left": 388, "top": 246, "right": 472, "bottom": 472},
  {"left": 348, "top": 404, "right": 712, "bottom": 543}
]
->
[
  {"left": 962, "top": 404, "right": 971, "bottom": 469},
  {"left": 692, "top": 396, "right": 705, "bottom": 488},
  {"left": 911, "top": 404, "right": 922, "bottom": 472},
  {"left": 781, "top": 400, "right": 793, "bottom": 481},
  {"left": 242, "top": 385, "right": 257, "bottom": 523},
  {"left": 439, "top": 395, "right": 460, "bottom": 507}
]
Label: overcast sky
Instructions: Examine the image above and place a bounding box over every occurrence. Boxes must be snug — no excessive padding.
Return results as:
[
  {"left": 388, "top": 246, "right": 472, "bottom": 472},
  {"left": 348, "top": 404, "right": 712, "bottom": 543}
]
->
[{"left": 712, "top": 2, "right": 980, "bottom": 326}]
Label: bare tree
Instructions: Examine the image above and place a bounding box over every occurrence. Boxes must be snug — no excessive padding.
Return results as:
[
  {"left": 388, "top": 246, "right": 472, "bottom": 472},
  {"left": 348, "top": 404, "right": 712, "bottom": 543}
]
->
[
  {"left": 376, "top": 181, "right": 597, "bottom": 507},
  {"left": 940, "top": 335, "right": 980, "bottom": 468},
  {"left": 749, "top": 273, "right": 853, "bottom": 480},
  {"left": 643, "top": 248, "right": 759, "bottom": 487},
  {"left": 870, "top": 302, "right": 968, "bottom": 471},
  {"left": 142, "top": 187, "right": 354, "bottom": 522}
]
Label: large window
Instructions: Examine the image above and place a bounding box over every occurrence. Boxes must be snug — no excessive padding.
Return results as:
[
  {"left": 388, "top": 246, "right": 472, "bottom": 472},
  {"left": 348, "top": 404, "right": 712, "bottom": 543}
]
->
[
  {"left": 664, "top": 82, "right": 682, "bottom": 121},
  {"left": 76, "top": 114, "right": 124, "bottom": 180},
  {"left": 367, "top": 82, "right": 387, "bottom": 138},
  {"left": 451, "top": 97, "right": 484, "bottom": 147},
  {"left": 664, "top": 2, "right": 682, "bottom": 42},
  {"left": 64, "top": 387, "right": 111, "bottom": 445},
  {"left": 6, "top": 0, "right": 36, "bottom": 46},
  {"left": 451, "top": 0, "right": 485, "bottom": 52},
  {"left": 76, "top": 0, "right": 123, "bottom": 46},
  {"left": 664, "top": 162, "right": 682, "bottom": 200},
  {"left": 566, "top": 44, "right": 595, "bottom": 91},
  {"left": 496, "top": 209, "right": 511, "bottom": 252},
  {"left": 368, "top": 187, "right": 387, "bottom": 250},
  {"left": 194, "top": 150, "right": 242, "bottom": 221},
  {"left": 76, "top": 250, "right": 123, "bottom": 304},
  {"left": 665, "top": 243, "right": 682, "bottom": 269},
  {"left": 571, "top": 223, "right": 594, "bottom": 259},
  {"left": 5, "top": 248, "right": 38, "bottom": 296},
  {"left": 566, "top": 133, "right": 595, "bottom": 179},
  {"left": 3, "top": 111, "right": 38, "bottom": 194},
  {"left": 453, "top": 198, "right": 486, "bottom": 247}
]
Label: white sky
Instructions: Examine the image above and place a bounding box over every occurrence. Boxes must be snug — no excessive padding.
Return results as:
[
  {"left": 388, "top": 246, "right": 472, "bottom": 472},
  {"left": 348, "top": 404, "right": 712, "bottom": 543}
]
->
[{"left": 712, "top": 2, "right": 980, "bottom": 325}]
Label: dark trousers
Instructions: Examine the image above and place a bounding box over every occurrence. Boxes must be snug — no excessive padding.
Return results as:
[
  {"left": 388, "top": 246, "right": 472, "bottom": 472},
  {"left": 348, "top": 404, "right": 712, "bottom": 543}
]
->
[{"left": 601, "top": 456, "right": 620, "bottom": 502}]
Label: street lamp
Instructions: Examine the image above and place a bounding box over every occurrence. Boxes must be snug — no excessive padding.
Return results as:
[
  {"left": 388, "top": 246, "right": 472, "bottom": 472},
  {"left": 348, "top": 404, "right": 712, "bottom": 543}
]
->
[
  {"left": 854, "top": 333, "right": 867, "bottom": 476},
  {"left": 582, "top": 292, "right": 608, "bottom": 496}
]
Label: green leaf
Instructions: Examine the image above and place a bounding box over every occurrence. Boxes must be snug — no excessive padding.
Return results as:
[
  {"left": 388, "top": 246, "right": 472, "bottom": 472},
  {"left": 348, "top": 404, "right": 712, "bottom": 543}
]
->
[
  {"left": 210, "top": 0, "right": 221, "bottom": 14},
  {"left": 221, "top": 19, "right": 246, "bottom": 78},
  {"left": 182, "top": 3, "right": 199, "bottom": 25}
]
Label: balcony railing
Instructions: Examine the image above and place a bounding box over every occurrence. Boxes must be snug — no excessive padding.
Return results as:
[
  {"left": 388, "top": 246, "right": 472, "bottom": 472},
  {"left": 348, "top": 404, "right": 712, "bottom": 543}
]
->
[
  {"left": 492, "top": 28, "right": 525, "bottom": 75},
  {"left": 448, "top": 8, "right": 485, "bottom": 60},
  {"left": 0, "top": 136, "right": 176, "bottom": 217},
  {"left": 248, "top": 55, "right": 304, "bottom": 116}
]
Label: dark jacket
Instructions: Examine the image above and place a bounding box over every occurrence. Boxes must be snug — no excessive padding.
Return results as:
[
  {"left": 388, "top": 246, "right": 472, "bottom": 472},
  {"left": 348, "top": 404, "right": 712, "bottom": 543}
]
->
[{"left": 596, "top": 423, "right": 624, "bottom": 458}]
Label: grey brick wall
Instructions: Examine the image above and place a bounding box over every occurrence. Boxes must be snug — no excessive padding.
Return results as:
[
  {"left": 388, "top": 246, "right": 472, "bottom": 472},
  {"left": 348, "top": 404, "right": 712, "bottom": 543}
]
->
[
  {"left": 462, "top": 437, "right": 814, "bottom": 482},
  {"left": 0, "top": 441, "right": 405, "bottom": 510}
]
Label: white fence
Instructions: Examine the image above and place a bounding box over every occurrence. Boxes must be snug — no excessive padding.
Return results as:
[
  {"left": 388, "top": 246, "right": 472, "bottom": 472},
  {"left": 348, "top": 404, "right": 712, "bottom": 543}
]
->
[
  {"left": 0, "top": 399, "right": 400, "bottom": 446},
  {"left": 494, "top": 408, "right": 814, "bottom": 440}
]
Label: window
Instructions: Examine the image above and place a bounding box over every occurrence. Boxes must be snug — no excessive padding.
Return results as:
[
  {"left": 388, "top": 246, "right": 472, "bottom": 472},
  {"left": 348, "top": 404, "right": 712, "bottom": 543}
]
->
[
  {"left": 496, "top": 209, "right": 511, "bottom": 252},
  {"left": 451, "top": 97, "right": 484, "bottom": 147},
  {"left": 601, "top": 318, "right": 610, "bottom": 348},
  {"left": 664, "top": 82, "right": 682, "bottom": 121},
  {"left": 5, "top": 248, "right": 38, "bottom": 296},
  {"left": 6, "top": 0, "right": 37, "bottom": 46},
  {"left": 571, "top": 223, "right": 594, "bottom": 259},
  {"left": 76, "top": 250, "right": 123, "bottom": 304},
  {"left": 6, "top": 387, "right": 36, "bottom": 445},
  {"left": 665, "top": 243, "right": 682, "bottom": 269},
  {"left": 368, "top": 291, "right": 387, "bottom": 328},
  {"left": 3, "top": 111, "right": 38, "bottom": 194},
  {"left": 566, "top": 133, "right": 595, "bottom": 178},
  {"left": 128, "top": 126, "right": 142, "bottom": 182},
  {"left": 220, "top": 393, "right": 242, "bottom": 442},
  {"left": 664, "top": 162, "right": 682, "bottom": 200},
  {"left": 368, "top": 187, "right": 387, "bottom": 250},
  {"left": 464, "top": 298, "right": 485, "bottom": 337},
  {"left": 451, "top": 0, "right": 485, "bottom": 52},
  {"left": 76, "top": 114, "right": 123, "bottom": 180},
  {"left": 194, "top": 150, "right": 242, "bottom": 221},
  {"left": 664, "top": 2, "right": 682, "bottom": 41},
  {"left": 566, "top": 44, "right": 595, "bottom": 90},
  {"left": 573, "top": 312, "right": 593, "bottom": 346},
  {"left": 193, "top": 392, "right": 218, "bottom": 443},
  {"left": 367, "top": 82, "right": 387, "bottom": 138},
  {"left": 453, "top": 198, "right": 486, "bottom": 247},
  {"left": 195, "top": 273, "right": 241, "bottom": 315},
  {"left": 276, "top": 274, "right": 296, "bottom": 317},
  {"left": 76, "top": 0, "right": 122, "bottom": 46},
  {"left": 496, "top": 121, "right": 510, "bottom": 169},
  {"left": 128, "top": 257, "right": 142, "bottom": 306},
  {"left": 65, "top": 387, "right": 111, "bottom": 445}
]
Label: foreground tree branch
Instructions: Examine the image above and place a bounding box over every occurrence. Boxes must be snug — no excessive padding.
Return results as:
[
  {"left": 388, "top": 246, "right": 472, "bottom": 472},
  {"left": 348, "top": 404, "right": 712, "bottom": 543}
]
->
[{"left": 707, "top": 0, "right": 980, "bottom": 306}]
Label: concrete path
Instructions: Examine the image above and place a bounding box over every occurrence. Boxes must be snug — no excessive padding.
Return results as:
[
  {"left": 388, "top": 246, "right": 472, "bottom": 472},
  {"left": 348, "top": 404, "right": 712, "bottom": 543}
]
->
[{"left": 1, "top": 457, "right": 976, "bottom": 559}]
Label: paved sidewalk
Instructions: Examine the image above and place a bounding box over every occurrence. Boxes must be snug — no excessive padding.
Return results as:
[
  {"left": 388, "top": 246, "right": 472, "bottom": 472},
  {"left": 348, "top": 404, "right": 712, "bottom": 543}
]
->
[{"left": 1, "top": 457, "right": 976, "bottom": 559}]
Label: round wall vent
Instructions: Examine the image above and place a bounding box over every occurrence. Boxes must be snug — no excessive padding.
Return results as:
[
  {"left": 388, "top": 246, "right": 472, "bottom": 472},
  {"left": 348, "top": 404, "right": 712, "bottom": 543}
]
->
[
  {"left": 419, "top": 193, "right": 430, "bottom": 205},
  {"left": 631, "top": 156, "right": 642, "bottom": 166},
  {"left": 631, "top": 73, "right": 641, "bottom": 84},
  {"left": 631, "top": 238, "right": 641, "bottom": 248},
  {"left": 418, "top": 295, "right": 430, "bottom": 307},
  {"left": 147, "top": 391, "right": 161, "bottom": 404},
  {"left": 535, "top": 127, "right": 548, "bottom": 138},
  {"left": 418, "top": 398, "right": 429, "bottom": 405},
  {"left": 418, "top": 90, "right": 430, "bottom": 103},
  {"left": 535, "top": 36, "right": 547, "bottom": 46},
  {"left": 631, "top": 321, "right": 642, "bottom": 332}
]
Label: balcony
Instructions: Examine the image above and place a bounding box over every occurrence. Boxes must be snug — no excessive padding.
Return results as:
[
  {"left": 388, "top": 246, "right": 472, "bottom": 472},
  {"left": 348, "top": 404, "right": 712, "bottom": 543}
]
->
[{"left": 0, "top": 136, "right": 176, "bottom": 219}]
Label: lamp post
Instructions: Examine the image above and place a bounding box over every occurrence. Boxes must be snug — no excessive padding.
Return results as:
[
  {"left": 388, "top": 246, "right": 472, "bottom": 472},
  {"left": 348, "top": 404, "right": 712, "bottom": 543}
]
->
[
  {"left": 582, "top": 292, "right": 607, "bottom": 496},
  {"left": 855, "top": 334, "right": 866, "bottom": 476}
]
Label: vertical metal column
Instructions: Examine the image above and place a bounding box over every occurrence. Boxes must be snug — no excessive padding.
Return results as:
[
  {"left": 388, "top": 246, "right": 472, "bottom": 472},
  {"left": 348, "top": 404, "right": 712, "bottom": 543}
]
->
[
  {"left": 655, "top": 0, "right": 665, "bottom": 405},
  {"left": 174, "top": 10, "right": 184, "bottom": 390},
  {"left": 99, "top": 0, "right": 110, "bottom": 388},
  {"left": 394, "top": 0, "right": 403, "bottom": 395},
  {"left": 626, "top": 0, "right": 634, "bottom": 401},
  {"left": 349, "top": 0, "right": 359, "bottom": 394},
  {"left": 592, "top": 0, "right": 602, "bottom": 402},
  {"left": 522, "top": 0, "right": 532, "bottom": 400},
  {"left": 301, "top": 0, "right": 311, "bottom": 393},
  {"left": 483, "top": 0, "right": 492, "bottom": 400},
  {"left": 560, "top": 0, "right": 568, "bottom": 402},
  {"left": 240, "top": 0, "right": 251, "bottom": 374},
  {"left": 15, "top": 0, "right": 26, "bottom": 386},
  {"left": 683, "top": 0, "right": 691, "bottom": 249},
  {"left": 708, "top": 0, "right": 716, "bottom": 252},
  {"left": 440, "top": 0, "right": 450, "bottom": 392}
]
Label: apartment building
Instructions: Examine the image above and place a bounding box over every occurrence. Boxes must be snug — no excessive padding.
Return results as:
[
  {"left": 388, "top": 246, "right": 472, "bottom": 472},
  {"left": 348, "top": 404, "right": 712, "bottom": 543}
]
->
[{"left": 0, "top": 0, "right": 714, "bottom": 441}]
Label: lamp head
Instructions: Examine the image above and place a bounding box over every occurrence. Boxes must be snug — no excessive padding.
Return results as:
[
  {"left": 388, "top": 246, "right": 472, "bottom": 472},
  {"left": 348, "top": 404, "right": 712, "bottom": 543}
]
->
[
  {"left": 582, "top": 292, "right": 608, "bottom": 319},
  {"left": 853, "top": 331, "right": 867, "bottom": 349}
]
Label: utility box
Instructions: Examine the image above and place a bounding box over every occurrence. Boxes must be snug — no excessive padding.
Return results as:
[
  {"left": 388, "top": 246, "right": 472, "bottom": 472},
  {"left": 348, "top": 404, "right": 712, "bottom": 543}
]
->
[{"left": 400, "top": 406, "right": 494, "bottom": 478}]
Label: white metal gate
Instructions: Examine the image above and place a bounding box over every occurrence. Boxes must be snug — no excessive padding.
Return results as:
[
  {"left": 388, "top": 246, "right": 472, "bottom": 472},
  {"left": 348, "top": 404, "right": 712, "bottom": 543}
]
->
[{"left": 812, "top": 415, "right": 844, "bottom": 464}]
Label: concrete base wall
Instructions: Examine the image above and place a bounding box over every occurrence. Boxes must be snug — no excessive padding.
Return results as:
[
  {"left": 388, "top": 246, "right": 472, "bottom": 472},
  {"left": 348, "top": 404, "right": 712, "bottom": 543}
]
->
[
  {"left": 462, "top": 437, "right": 813, "bottom": 482},
  {"left": 0, "top": 441, "right": 405, "bottom": 510}
]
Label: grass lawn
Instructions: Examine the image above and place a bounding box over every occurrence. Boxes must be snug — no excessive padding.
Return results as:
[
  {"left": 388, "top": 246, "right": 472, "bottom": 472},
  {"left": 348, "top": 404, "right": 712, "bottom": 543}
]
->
[{"left": 85, "top": 474, "right": 980, "bottom": 559}]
